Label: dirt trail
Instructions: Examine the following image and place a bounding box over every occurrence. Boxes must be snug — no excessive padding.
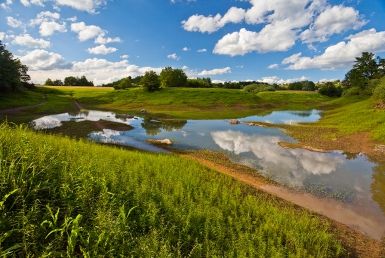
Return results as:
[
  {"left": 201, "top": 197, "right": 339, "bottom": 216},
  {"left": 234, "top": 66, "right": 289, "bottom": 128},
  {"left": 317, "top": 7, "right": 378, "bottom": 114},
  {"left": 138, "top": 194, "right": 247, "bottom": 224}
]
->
[{"left": 0, "top": 96, "right": 46, "bottom": 114}]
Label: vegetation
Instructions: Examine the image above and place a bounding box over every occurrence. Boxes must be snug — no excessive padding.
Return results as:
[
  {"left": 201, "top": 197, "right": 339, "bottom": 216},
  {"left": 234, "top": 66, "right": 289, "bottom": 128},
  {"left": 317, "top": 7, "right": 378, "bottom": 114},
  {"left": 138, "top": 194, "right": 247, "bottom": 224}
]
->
[
  {"left": 141, "top": 70, "right": 161, "bottom": 91},
  {"left": 45, "top": 76, "right": 94, "bottom": 87},
  {"left": 0, "top": 40, "right": 33, "bottom": 92},
  {"left": 318, "top": 82, "right": 343, "bottom": 97},
  {"left": 159, "top": 67, "right": 188, "bottom": 88},
  {"left": 343, "top": 52, "right": 385, "bottom": 93},
  {"left": 0, "top": 123, "right": 345, "bottom": 257},
  {"left": 243, "top": 83, "right": 275, "bottom": 94},
  {"left": 287, "top": 80, "right": 316, "bottom": 91}
]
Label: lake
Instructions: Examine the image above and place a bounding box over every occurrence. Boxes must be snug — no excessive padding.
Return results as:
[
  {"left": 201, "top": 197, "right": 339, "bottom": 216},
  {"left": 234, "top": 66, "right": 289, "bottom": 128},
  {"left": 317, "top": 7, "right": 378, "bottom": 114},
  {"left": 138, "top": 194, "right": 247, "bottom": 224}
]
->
[{"left": 31, "top": 109, "right": 385, "bottom": 239}]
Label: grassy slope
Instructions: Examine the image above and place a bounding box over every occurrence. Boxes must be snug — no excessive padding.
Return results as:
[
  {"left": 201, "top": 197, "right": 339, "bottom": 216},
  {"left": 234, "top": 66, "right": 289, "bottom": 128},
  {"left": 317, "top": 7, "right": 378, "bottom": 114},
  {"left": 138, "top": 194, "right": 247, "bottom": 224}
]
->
[{"left": 0, "top": 123, "right": 344, "bottom": 257}]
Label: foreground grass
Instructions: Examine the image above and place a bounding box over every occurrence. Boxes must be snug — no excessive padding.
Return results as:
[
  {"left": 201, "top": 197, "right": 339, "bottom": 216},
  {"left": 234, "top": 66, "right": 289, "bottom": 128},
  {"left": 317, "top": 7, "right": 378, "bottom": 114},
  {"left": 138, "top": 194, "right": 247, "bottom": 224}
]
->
[{"left": 0, "top": 123, "right": 344, "bottom": 257}]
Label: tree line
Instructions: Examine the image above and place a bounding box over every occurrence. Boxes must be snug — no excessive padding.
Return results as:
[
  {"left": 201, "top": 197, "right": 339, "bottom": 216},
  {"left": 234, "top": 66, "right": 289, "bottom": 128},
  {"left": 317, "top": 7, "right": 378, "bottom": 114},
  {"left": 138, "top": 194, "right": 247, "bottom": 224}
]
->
[{"left": 45, "top": 76, "right": 94, "bottom": 86}]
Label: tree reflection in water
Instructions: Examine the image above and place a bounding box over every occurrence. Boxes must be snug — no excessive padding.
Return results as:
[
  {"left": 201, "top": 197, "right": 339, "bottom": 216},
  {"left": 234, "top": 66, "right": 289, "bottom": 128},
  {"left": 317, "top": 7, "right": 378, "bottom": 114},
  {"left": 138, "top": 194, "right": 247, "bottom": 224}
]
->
[
  {"left": 141, "top": 117, "right": 187, "bottom": 136},
  {"left": 371, "top": 160, "right": 385, "bottom": 214}
]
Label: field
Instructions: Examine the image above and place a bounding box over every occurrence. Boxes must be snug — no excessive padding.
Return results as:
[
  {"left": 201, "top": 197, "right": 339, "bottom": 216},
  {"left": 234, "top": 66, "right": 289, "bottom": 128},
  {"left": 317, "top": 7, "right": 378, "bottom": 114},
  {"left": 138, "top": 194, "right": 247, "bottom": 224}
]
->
[{"left": 1, "top": 86, "right": 384, "bottom": 256}]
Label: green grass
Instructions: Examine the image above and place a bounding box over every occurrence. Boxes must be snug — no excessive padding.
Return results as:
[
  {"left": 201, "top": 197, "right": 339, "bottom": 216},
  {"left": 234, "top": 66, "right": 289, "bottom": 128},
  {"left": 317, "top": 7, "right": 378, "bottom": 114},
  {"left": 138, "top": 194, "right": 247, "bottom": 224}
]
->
[
  {"left": 0, "top": 123, "right": 345, "bottom": 257},
  {"left": 0, "top": 90, "right": 44, "bottom": 109}
]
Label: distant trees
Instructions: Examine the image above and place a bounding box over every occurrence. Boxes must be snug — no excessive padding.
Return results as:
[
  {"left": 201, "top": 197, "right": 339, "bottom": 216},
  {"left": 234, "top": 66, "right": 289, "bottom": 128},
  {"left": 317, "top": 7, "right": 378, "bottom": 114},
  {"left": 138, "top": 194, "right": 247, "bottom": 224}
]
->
[
  {"left": 318, "top": 82, "right": 342, "bottom": 97},
  {"left": 287, "top": 80, "right": 315, "bottom": 91},
  {"left": 44, "top": 75, "right": 93, "bottom": 86},
  {"left": 159, "top": 67, "right": 188, "bottom": 88},
  {"left": 141, "top": 71, "right": 160, "bottom": 91},
  {"left": 115, "top": 77, "right": 132, "bottom": 90},
  {"left": 0, "top": 40, "right": 32, "bottom": 92},
  {"left": 243, "top": 83, "right": 275, "bottom": 94},
  {"left": 45, "top": 78, "right": 63, "bottom": 86}
]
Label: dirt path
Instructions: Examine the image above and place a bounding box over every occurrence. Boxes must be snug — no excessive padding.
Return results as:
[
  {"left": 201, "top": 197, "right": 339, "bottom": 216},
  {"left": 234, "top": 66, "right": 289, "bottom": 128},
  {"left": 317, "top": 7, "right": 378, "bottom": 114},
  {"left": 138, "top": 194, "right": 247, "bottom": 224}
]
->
[
  {"left": 72, "top": 98, "right": 85, "bottom": 110},
  {"left": 0, "top": 96, "right": 46, "bottom": 114}
]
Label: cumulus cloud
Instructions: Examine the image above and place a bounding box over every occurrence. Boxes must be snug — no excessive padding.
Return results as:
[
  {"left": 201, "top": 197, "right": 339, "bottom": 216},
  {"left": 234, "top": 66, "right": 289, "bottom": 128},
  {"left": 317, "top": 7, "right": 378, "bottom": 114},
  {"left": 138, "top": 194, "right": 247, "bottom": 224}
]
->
[
  {"left": 167, "top": 53, "right": 181, "bottom": 60},
  {"left": 301, "top": 5, "right": 368, "bottom": 43},
  {"left": 20, "top": 0, "right": 44, "bottom": 7},
  {"left": 67, "top": 16, "right": 77, "bottom": 22},
  {"left": 1, "top": 0, "right": 12, "bottom": 10},
  {"left": 199, "top": 67, "right": 231, "bottom": 76},
  {"left": 182, "top": 7, "right": 245, "bottom": 33},
  {"left": 94, "top": 35, "right": 122, "bottom": 44},
  {"left": 53, "top": 0, "right": 107, "bottom": 13},
  {"left": 267, "top": 64, "right": 279, "bottom": 69},
  {"left": 182, "top": 47, "right": 190, "bottom": 51},
  {"left": 19, "top": 49, "right": 71, "bottom": 70},
  {"left": 283, "top": 29, "right": 385, "bottom": 70},
  {"left": 0, "top": 32, "right": 5, "bottom": 41},
  {"left": 197, "top": 48, "right": 207, "bottom": 52},
  {"left": 257, "top": 76, "right": 309, "bottom": 84},
  {"left": 184, "top": 0, "right": 368, "bottom": 56},
  {"left": 87, "top": 45, "right": 117, "bottom": 55},
  {"left": 12, "top": 34, "right": 51, "bottom": 48},
  {"left": 120, "top": 55, "right": 129, "bottom": 59},
  {"left": 39, "top": 21, "right": 67, "bottom": 36},
  {"left": 6, "top": 17, "right": 23, "bottom": 28},
  {"left": 30, "top": 11, "right": 60, "bottom": 26},
  {"left": 71, "top": 22, "right": 105, "bottom": 41}
]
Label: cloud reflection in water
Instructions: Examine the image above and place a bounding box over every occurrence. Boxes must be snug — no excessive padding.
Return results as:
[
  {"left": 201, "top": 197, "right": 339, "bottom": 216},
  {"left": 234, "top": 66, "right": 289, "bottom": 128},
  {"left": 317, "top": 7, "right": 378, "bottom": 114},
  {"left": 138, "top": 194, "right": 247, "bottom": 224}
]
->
[{"left": 211, "top": 130, "right": 344, "bottom": 186}]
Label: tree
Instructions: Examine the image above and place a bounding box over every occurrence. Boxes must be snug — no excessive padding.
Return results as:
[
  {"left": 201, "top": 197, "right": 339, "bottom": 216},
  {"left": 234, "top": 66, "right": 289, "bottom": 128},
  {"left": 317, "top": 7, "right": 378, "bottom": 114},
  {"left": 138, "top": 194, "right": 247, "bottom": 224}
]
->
[
  {"left": 318, "top": 82, "right": 342, "bottom": 97},
  {"left": 141, "top": 70, "right": 160, "bottom": 91},
  {"left": 64, "top": 76, "right": 77, "bottom": 86},
  {"left": 45, "top": 78, "right": 54, "bottom": 86},
  {"left": 344, "top": 52, "right": 385, "bottom": 90},
  {"left": 115, "top": 77, "right": 132, "bottom": 89},
  {"left": 53, "top": 79, "right": 63, "bottom": 86},
  {"left": 0, "top": 40, "right": 31, "bottom": 92},
  {"left": 159, "top": 67, "right": 187, "bottom": 88}
]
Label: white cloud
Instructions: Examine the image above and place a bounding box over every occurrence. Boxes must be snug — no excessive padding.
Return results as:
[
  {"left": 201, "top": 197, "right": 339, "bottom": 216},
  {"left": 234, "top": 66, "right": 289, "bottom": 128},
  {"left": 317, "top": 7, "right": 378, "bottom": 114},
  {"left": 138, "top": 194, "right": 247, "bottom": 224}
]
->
[
  {"left": 0, "top": 32, "right": 5, "bottom": 41},
  {"left": 182, "top": 47, "right": 190, "bottom": 51},
  {"left": 94, "top": 35, "right": 122, "bottom": 44},
  {"left": 30, "top": 11, "right": 60, "bottom": 26},
  {"left": 301, "top": 5, "right": 367, "bottom": 43},
  {"left": 182, "top": 7, "right": 245, "bottom": 33},
  {"left": 284, "top": 29, "right": 385, "bottom": 70},
  {"left": 12, "top": 34, "right": 51, "bottom": 48},
  {"left": 39, "top": 21, "right": 67, "bottom": 36},
  {"left": 19, "top": 49, "right": 71, "bottom": 70},
  {"left": 1, "top": 0, "right": 12, "bottom": 10},
  {"left": 67, "top": 16, "right": 77, "bottom": 22},
  {"left": 6, "top": 17, "right": 23, "bottom": 28},
  {"left": 257, "top": 76, "right": 309, "bottom": 84},
  {"left": 185, "top": 0, "right": 368, "bottom": 56},
  {"left": 199, "top": 67, "right": 231, "bottom": 76},
  {"left": 87, "top": 45, "right": 117, "bottom": 55},
  {"left": 71, "top": 22, "right": 105, "bottom": 41},
  {"left": 197, "top": 48, "right": 207, "bottom": 52},
  {"left": 167, "top": 53, "right": 181, "bottom": 60},
  {"left": 53, "top": 0, "right": 106, "bottom": 13},
  {"left": 267, "top": 64, "right": 279, "bottom": 69},
  {"left": 120, "top": 55, "right": 129, "bottom": 59}
]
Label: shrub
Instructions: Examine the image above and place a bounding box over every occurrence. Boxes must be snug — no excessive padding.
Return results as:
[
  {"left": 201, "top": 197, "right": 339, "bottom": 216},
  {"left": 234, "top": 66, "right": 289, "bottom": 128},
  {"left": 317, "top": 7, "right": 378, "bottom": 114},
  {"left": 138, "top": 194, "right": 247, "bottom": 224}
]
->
[
  {"left": 318, "top": 82, "right": 342, "bottom": 97},
  {"left": 243, "top": 84, "right": 275, "bottom": 94},
  {"left": 343, "top": 86, "right": 361, "bottom": 97},
  {"left": 372, "top": 78, "right": 385, "bottom": 103},
  {"left": 141, "top": 70, "right": 160, "bottom": 91}
]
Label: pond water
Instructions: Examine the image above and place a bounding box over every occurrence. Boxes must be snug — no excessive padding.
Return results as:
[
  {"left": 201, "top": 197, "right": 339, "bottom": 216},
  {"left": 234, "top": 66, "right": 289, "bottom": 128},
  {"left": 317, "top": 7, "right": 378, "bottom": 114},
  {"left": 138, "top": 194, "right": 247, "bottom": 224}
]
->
[{"left": 32, "top": 109, "right": 385, "bottom": 239}]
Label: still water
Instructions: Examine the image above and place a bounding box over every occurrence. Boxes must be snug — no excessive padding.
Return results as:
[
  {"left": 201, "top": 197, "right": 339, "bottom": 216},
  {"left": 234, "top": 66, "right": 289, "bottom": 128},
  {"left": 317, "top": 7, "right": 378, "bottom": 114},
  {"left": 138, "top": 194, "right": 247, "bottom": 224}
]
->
[{"left": 32, "top": 109, "right": 385, "bottom": 239}]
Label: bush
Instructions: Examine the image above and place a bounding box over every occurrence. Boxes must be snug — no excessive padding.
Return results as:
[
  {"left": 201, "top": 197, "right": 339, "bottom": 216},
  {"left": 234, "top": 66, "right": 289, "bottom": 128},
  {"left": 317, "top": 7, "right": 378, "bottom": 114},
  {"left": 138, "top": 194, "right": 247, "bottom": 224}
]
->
[
  {"left": 372, "top": 78, "right": 385, "bottom": 103},
  {"left": 141, "top": 70, "right": 160, "bottom": 91},
  {"left": 186, "top": 79, "right": 211, "bottom": 88},
  {"left": 318, "top": 82, "right": 342, "bottom": 97},
  {"left": 243, "top": 84, "right": 275, "bottom": 94},
  {"left": 343, "top": 87, "right": 361, "bottom": 97}
]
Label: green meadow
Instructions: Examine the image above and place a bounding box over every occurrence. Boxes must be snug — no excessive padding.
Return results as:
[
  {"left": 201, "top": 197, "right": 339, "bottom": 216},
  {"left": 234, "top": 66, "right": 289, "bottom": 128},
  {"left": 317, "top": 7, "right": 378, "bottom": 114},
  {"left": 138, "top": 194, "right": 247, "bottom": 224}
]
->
[{"left": 0, "top": 123, "right": 344, "bottom": 257}]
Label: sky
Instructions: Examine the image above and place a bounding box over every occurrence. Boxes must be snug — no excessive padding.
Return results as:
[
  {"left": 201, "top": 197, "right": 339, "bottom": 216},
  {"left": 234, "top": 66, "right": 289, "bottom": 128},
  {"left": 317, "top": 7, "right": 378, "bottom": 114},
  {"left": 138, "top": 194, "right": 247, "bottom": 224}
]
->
[{"left": 1, "top": 0, "right": 385, "bottom": 86}]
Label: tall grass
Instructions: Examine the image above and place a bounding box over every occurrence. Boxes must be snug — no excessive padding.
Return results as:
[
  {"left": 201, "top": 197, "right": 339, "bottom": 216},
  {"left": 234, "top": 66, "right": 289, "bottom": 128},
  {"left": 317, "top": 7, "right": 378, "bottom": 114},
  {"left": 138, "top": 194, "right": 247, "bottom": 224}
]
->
[{"left": 0, "top": 123, "right": 344, "bottom": 257}]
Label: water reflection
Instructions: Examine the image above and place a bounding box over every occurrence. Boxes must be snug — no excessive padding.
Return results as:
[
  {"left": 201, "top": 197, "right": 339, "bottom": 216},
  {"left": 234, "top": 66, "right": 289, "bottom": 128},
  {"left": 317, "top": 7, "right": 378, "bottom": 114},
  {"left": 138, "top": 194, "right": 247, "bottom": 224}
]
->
[
  {"left": 90, "top": 129, "right": 169, "bottom": 153},
  {"left": 239, "top": 109, "right": 321, "bottom": 125},
  {"left": 371, "top": 161, "right": 385, "bottom": 214},
  {"left": 211, "top": 130, "right": 344, "bottom": 187}
]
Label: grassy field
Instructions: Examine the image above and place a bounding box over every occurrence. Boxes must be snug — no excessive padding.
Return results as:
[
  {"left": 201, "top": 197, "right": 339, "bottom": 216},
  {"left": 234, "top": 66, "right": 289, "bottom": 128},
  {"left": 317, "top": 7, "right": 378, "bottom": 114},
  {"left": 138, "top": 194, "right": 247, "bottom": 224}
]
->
[{"left": 0, "top": 123, "right": 345, "bottom": 257}]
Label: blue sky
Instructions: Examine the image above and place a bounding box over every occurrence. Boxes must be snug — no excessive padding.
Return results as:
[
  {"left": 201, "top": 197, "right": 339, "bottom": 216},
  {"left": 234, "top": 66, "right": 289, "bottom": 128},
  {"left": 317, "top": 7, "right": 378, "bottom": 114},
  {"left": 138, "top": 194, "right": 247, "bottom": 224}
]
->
[{"left": 1, "top": 0, "right": 385, "bottom": 85}]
